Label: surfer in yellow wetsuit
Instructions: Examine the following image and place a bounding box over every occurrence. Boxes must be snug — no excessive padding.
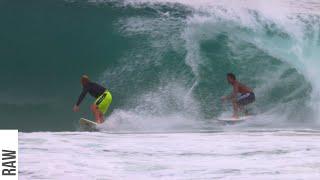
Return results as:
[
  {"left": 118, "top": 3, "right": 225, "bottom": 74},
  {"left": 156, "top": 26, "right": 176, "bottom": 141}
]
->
[
  {"left": 73, "top": 75, "right": 112, "bottom": 124},
  {"left": 221, "top": 73, "right": 255, "bottom": 119}
]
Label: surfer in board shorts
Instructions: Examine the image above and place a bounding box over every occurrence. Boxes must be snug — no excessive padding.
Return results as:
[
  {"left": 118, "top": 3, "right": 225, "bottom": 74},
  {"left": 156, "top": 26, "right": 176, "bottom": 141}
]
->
[
  {"left": 73, "top": 75, "right": 112, "bottom": 124},
  {"left": 221, "top": 73, "right": 255, "bottom": 119}
]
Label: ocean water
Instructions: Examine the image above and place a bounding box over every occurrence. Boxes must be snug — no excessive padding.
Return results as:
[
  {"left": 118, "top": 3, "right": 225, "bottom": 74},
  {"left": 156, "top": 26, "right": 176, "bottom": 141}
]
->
[
  {"left": 20, "top": 130, "right": 320, "bottom": 179},
  {"left": 1, "top": 0, "right": 319, "bottom": 131},
  {"left": 1, "top": 0, "right": 320, "bottom": 179}
]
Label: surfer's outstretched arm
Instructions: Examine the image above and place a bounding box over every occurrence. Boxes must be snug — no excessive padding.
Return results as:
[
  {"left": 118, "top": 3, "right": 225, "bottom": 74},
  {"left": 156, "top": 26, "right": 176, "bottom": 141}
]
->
[
  {"left": 73, "top": 87, "right": 88, "bottom": 112},
  {"left": 76, "top": 88, "right": 88, "bottom": 106},
  {"left": 221, "top": 83, "right": 238, "bottom": 100}
]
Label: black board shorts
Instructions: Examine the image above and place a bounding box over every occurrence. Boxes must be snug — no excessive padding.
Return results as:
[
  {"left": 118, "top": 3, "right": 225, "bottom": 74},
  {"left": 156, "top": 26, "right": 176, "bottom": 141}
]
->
[{"left": 237, "top": 92, "right": 255, "bottom": 106}]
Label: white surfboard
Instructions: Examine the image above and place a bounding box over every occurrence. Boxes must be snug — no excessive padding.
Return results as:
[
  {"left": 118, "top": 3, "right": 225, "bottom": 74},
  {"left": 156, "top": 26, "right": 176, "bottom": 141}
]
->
[
  {"left": 79, "top": 118, "right": 98, "bottom": 130},
  {"left": 217, "top": 116, "right": 252, "bottom": 123}
]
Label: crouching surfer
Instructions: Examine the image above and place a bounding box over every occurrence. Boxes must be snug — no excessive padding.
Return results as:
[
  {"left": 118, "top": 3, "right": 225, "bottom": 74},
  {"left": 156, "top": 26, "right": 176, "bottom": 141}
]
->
[
  {"left": 221, "top": 73, "right": 255, "bottom": 119},
  {"left": 73, "top": 75, "right": 112, "bottom": 124}
]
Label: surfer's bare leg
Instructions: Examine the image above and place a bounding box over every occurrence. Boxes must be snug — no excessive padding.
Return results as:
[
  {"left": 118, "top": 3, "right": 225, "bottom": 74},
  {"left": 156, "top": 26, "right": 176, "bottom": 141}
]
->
[
  {"left": 91, "top": 104, "right": 103, "bottom": 124},
  {"left": 239, "top": 105, "right": 248, "bottom": 115},
  {"left": 99, "top": 111, "right": 104, "bottom": 123},
  {"left": 246, "top": 109, "right": 250, "bottom": 115},
  {"left": 232, "top": 98, "right": 239, "bottom": 118}
]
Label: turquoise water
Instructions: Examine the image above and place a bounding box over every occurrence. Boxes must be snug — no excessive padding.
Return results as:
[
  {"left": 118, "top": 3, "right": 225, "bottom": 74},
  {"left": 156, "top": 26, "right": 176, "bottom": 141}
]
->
[{"left": 1, "top": 0, "right": 319, "bottom": 131}]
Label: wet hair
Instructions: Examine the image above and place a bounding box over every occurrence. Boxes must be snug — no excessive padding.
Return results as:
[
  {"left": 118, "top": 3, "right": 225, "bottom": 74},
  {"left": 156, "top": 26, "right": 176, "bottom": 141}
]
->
[{"left": 227, "top": 73, "right": 236, "bottom": 80}]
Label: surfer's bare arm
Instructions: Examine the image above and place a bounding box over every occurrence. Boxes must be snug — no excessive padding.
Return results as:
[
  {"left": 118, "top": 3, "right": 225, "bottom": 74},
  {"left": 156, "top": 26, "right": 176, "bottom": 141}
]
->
[
  {"left": 231, "top": 84, "right": 239, "bottom": 99},
  {"left": 221, "top": 83, "right": 239, "bottom": 101}
]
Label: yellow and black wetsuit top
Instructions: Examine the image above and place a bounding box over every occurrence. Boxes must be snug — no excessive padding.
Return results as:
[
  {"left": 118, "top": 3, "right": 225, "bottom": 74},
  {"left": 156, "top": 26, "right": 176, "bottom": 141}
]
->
[{"left": 76, "top": 82, "right": 106, "bottom": 106}]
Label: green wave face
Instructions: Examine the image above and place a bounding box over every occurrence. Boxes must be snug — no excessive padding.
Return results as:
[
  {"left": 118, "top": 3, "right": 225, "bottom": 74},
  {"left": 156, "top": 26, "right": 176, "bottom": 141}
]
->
[{"left": 0, "top": 0, "right": 319, "bottom": 131}]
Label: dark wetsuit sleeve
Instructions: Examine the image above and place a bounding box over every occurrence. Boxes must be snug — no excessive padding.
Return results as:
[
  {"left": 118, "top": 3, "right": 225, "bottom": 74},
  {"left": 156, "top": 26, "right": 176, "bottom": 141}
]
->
[{"left": 76, "top": 87, "right": 88, "bottom": 106}]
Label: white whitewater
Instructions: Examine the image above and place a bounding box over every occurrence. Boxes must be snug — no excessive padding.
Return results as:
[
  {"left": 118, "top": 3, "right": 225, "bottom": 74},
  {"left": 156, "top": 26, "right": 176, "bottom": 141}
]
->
[{"left": 20, "top": 130, "right": 320, "bottom": 179}]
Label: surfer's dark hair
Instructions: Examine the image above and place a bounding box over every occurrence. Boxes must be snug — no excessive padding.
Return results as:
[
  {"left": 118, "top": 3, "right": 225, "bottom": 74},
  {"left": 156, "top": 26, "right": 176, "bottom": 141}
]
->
[{"left": 227, "top": 73, "right": 236, "bottom": 80}]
